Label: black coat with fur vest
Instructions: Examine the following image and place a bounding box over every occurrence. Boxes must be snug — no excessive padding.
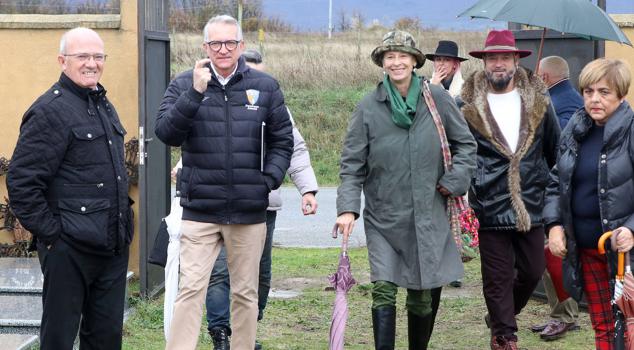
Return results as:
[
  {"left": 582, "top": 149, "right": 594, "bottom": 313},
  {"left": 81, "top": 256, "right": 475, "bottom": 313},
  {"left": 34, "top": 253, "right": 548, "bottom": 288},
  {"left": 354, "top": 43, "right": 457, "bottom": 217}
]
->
[{"left": 460, "top": 67, "right": 560, "bottom": 232}]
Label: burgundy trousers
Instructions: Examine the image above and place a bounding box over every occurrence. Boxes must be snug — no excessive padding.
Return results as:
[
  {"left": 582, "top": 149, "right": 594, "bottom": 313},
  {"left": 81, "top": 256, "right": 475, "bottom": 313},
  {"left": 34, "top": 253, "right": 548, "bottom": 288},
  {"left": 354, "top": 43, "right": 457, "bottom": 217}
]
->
[{"left": 479, "top": 226, "right": 546, "bottom": 337}]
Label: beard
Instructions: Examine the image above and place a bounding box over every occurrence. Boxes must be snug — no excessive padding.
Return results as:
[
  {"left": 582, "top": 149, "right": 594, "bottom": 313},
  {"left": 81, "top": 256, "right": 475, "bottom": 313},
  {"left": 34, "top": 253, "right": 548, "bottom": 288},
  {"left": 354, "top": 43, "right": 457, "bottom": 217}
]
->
[{"left": 486, "top": 67, "right": 516, "bottom": 92}]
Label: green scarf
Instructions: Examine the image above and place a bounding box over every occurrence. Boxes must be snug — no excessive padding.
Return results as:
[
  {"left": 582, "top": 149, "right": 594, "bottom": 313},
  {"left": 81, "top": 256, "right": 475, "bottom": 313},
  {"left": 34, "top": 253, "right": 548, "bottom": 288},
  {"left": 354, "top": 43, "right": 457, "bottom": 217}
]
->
[{"left": 383, "top": 73, "right": 421, "bottom": 129}]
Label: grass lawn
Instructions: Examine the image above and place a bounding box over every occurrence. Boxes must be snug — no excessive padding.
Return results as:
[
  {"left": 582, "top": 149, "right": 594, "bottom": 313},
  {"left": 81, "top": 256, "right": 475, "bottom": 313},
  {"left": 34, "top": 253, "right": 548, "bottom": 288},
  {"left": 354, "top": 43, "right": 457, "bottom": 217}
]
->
[{"left": 123, "top": 248, "right": 595, "bottom": 349}]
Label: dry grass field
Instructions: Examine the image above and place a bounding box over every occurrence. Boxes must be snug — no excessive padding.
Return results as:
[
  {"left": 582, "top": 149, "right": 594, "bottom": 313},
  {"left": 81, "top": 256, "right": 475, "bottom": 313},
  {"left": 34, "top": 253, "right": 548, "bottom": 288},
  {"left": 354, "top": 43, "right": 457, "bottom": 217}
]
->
[{"left": 170, "top": 29, "right": 487, "bottom": 89}]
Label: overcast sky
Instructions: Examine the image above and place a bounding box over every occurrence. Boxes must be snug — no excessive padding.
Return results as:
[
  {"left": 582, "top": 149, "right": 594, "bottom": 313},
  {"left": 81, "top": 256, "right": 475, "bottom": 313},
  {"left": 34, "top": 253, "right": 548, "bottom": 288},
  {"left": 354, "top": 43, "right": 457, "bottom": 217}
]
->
[{"left": 263, "top": 0, "right": 634, "bottom": 31}]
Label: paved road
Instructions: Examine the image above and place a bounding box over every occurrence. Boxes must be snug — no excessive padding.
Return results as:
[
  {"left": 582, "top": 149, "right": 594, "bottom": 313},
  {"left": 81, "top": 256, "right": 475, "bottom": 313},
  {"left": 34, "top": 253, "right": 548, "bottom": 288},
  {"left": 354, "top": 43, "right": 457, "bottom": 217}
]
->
[
  {"left": 171, "top": 186, "right": 366, "bottom": 248},
  {"left": 273, "top": 187, "right": 366, "bottom": 248}
]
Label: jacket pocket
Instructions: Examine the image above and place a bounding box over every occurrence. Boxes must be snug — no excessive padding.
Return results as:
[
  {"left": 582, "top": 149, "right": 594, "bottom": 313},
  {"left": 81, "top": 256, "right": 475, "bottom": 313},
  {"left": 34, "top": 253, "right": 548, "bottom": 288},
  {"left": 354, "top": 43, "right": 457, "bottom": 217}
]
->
[
  {"left": 58, "top": 198, "right": 111, "bottom": 249},
  {"left": 69, "top": 126, "right": 108, "bottom": 165}
]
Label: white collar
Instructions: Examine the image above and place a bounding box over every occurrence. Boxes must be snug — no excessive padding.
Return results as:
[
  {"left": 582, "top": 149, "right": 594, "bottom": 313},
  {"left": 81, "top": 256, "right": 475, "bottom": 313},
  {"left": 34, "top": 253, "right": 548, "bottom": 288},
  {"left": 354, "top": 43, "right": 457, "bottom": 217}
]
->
[{"left": 210, "top": 62, "right": 238, "bottom": 86}]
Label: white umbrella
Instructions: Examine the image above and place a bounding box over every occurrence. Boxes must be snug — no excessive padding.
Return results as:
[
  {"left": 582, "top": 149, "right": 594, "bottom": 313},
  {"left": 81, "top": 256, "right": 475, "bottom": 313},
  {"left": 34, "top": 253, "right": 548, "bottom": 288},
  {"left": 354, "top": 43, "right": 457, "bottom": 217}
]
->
[{"left": 163, "top": 196, "right": 183, "bottom": 340}]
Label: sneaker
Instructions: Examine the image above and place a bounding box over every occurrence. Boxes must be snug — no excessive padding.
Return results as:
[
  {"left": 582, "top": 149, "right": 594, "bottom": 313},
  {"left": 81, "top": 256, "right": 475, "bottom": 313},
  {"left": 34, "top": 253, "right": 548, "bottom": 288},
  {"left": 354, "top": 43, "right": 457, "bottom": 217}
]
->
[
  {"left": 254, "top": 340, "right": 262, "bottom": 350},
  {"left": 209, "top": 327, "right": 230, "bottom": 350}
]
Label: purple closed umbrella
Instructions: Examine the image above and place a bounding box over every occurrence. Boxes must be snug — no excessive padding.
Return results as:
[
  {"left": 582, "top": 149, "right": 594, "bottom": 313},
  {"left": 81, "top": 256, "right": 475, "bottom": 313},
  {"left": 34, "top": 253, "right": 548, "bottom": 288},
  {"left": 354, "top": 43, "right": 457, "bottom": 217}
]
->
[{"left": 329, "top": 226, "right": 356, "bottom": 350}]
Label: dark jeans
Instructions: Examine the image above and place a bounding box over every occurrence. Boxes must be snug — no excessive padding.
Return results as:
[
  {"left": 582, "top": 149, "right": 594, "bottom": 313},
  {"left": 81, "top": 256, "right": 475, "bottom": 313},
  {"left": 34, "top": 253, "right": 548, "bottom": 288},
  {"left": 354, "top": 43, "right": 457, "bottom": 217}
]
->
[
  {"left": 37, "top": 239, "right": 129, "bottom": 350},
  {"left": 206, "top": 210, "right": 277, "bottom": 331},
  {"left": 479, "top": 226, "right": 545, "bottom": 338}
]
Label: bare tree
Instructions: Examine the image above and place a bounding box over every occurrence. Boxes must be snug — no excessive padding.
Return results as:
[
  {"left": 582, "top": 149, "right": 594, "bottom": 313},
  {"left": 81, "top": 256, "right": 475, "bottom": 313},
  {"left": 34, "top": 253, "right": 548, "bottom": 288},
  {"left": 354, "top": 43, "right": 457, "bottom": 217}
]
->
[
  {"left": 394, "top": 16, "right": 422, "bottom": 33},
  {"left": 350, "top": 9, "right": 365, "bottom": 30},
  {"left": 337, "top": 7, "right": 350, "bottom": 32}
]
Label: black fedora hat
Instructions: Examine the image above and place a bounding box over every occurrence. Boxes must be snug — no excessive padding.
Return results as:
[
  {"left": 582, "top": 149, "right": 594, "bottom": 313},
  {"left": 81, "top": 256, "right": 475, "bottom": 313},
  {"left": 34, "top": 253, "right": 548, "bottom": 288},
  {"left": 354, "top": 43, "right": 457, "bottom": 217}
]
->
[{"left": 425, "top": 40, "right": 468, "bottom": 62}]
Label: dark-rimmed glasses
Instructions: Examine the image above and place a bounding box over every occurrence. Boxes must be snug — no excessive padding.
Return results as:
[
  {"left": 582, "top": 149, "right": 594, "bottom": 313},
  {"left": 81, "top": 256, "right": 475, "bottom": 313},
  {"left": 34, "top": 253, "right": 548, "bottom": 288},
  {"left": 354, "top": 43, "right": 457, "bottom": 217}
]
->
[
  {"left": 63, "top": 53, "right": 107, "bottom": 62},
  {"left": 205, "top": 40, "right": 240, "bottom": 52}
]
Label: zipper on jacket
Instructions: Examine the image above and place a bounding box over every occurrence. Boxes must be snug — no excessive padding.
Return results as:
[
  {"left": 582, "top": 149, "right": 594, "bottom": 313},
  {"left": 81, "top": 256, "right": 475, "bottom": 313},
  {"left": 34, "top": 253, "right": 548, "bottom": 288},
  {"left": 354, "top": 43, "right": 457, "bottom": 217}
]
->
[
  {"left": 224, "top": 85, "right": 232, "bottom": 224},
  {"left": 63, "top": 183, "right": 104, "bottom": 188}
]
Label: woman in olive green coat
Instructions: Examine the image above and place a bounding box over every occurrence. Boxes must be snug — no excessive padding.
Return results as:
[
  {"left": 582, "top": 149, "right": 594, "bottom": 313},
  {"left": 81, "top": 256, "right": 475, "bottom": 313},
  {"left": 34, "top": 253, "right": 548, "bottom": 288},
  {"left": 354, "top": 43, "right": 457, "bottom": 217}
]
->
[{"left": 334, "top": 30, "right": 476, "bottom": 350}]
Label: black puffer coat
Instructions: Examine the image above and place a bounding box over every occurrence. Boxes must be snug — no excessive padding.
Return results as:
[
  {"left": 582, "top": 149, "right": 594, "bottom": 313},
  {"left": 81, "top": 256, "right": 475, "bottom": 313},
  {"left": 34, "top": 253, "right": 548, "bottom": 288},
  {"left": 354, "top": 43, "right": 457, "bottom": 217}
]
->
[
  {"left": 7, "top": 73, "right": 133, "bottom": 256},
  {"left": 543, "top": 101, "right": 634, "bottom": 301},
  {"left": 155, "top": 58, "right": 293, "bottom": 225}
]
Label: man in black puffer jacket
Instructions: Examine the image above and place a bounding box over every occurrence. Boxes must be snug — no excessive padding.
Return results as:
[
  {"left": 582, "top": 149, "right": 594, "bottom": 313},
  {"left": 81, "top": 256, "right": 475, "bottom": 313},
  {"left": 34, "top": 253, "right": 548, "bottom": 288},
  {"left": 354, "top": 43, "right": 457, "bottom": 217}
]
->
[
  {"left": 7, "top": 28, "right": 133, "bottom": 350},
  {"left": 155, "top": 15, "right": 293, "bottom": 350}
]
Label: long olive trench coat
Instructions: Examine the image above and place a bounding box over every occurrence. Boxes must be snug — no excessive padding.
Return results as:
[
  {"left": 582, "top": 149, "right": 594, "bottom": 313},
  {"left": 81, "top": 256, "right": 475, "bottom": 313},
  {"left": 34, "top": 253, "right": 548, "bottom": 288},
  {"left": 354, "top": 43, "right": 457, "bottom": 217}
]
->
[{"left": 337, "top": 78, "right": 477, "bottom": 289}]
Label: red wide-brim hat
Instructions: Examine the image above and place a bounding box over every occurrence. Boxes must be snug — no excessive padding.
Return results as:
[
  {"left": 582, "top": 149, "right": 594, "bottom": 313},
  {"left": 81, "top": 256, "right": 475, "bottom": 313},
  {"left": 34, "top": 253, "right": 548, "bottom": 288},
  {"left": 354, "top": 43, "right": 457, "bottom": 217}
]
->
[{"left": 469, "top": 29, "right": 532, "bottom": 59}]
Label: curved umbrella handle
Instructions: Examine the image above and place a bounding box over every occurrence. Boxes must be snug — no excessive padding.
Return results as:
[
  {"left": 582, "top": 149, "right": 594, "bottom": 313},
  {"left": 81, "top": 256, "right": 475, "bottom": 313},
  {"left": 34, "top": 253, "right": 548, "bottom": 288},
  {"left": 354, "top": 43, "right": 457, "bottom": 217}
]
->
[
  {"left": 331, "top": 224, "right": 349, "bottom": 256},
  {"left": 598, "top": 230, "right": 625, "bottom": 281},
  {"left": 598, "top": 231, "right": 613, "bottom": 254}
]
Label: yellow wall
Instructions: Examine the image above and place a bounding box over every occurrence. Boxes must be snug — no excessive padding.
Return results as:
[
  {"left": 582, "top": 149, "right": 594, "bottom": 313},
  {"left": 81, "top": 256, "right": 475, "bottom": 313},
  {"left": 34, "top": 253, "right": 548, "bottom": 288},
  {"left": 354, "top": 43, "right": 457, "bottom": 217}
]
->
[
  {"left": 0, "top": 1, "right": 141, "bottom": 274},
  {"left": 606, "top": 15, "right": 634, "bottom": 106}
]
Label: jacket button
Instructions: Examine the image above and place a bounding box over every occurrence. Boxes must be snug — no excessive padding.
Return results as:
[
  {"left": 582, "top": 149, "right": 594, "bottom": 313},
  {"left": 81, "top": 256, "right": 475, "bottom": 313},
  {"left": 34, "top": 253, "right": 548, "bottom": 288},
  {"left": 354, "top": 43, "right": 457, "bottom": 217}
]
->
[
  {"left": 603, "top": 219, "right": 608, "bottom": 224},
  {"left": 600, "top": 188, "right": 605, "bottom": 194},
  {"left": 601, "top": 160, "right": 606, "bottom": 164},
  {"left": 87, "top": 133, "right": 92, "bottom": 138},
  {"left": 108, "top": 140, "right": 112, "bottom": 145},
  {"left": 53, "top": 90, "right": 59, "bottom": 95},
  {"left": 117, "top": 176, "right": 121, "bottom": 181},
  {"left": 601, "top": 154, "right": 607, "bottom": 159},
  {"left": 80, "top": 206, "right": 86, "bottom": 212}
]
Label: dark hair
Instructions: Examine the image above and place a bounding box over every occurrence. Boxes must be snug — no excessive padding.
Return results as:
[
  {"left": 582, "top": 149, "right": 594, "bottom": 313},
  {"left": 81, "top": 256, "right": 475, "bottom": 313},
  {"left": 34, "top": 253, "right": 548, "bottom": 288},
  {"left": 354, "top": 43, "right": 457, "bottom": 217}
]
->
[{"left": 242, "top": 49, "right": 263, "bottom": 64}]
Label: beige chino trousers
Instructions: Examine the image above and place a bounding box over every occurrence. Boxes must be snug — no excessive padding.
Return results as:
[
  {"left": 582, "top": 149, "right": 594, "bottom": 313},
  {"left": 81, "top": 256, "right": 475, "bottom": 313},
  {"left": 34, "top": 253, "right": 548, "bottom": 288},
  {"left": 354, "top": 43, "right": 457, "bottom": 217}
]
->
[{"left": 166, "top": 220, "right": 266, "bottom": 350}]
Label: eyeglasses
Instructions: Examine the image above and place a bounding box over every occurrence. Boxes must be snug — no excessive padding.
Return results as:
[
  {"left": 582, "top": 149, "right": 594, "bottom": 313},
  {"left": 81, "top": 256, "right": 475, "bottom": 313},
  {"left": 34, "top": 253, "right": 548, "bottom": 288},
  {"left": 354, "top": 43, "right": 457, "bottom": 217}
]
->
[
  {"left": 63, "top": 53, "right": 107, "bottom": 62},
  {"left": 205, "top": 40, "right": 241, "bottom": 52}
]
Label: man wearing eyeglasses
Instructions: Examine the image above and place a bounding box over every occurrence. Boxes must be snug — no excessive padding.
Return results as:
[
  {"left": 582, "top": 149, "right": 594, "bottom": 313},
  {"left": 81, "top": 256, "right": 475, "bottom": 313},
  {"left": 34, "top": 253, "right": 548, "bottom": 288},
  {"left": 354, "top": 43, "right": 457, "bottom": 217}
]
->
[
  {"left": 155, "top": 15, "right": 293, "bottom": 350},
  {"left": 7, "top": 27, "right": 132, "bottom": 350}
]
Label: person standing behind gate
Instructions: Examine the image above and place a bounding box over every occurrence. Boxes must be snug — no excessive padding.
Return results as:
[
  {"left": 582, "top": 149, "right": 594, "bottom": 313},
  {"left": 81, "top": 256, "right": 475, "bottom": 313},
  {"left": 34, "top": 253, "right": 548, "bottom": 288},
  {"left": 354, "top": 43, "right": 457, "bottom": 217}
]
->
[
  {"left": 528, "top": 55, "right": 582, "bottom": 341},
  {"left": 155, "top": 15, "right": 293, "bottom": 350},
  {"left": 460, "top": 30, "right": 560, "bottom": 350},
  {"left": 7, "top": 27, "right": 133, "bottom": 350},
  {"left": 336, "top": 30, "right": 476, "bottom": 350}
]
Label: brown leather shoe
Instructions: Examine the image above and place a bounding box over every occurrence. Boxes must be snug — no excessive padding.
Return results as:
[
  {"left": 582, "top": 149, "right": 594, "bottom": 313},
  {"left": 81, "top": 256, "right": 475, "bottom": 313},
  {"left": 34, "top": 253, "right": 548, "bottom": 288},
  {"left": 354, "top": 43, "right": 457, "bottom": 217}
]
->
[
  {"left": 540, "top": 320, "right": 579, "bottom": 341},
  {"left": 491, "top": 336, "right": 519, "bottom": 350}
]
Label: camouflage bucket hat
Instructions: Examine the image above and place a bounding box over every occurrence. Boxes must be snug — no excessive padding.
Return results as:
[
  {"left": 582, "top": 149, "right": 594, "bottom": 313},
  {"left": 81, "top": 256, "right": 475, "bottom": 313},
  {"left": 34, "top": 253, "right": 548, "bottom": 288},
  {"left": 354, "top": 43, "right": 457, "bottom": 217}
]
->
[{"left": 371, "top": 30, "right": 425, "bottom": 69}]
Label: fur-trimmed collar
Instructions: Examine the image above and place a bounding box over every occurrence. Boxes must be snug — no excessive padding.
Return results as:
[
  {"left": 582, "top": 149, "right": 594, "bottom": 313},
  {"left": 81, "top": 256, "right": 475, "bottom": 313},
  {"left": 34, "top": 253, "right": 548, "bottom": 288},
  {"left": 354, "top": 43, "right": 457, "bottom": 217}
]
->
[
  {"left": 460, "top": 66, "right": 549, "bottom": 156},
  {"left": 460, "top": 66, "right": 550, "bottom": 232}
]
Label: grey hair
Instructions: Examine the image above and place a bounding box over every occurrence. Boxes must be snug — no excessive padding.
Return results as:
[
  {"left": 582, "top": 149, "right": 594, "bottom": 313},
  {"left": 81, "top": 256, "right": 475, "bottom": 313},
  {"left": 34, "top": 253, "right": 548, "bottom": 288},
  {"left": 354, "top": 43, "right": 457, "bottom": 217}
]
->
[
  {"left": 203, "top": 15, "right": 243, "bottom": 42},
  {"left": 540, "top": 56, "right": 570, "bottom": 79},
  {"left": 59, "top": 27, "right": 103, "bottom": 54}
]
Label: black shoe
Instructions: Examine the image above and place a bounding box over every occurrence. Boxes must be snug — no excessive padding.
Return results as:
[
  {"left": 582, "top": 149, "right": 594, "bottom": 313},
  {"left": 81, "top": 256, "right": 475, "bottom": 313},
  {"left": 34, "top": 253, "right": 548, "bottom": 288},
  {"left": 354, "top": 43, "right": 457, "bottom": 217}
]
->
[
  {"left": 485, "top": 314, "right": 490, "bottom": 329},
  {"left": 209, "top": 327, "right": 230, "bottom": 350},
  {"left": 372, "top": 306, "right": 396, "bottom": 350},
  {"left": 449, "top": 280, "right": 462, "bottom": 288},
  {"left": 254, "top": 340, "right": 262, "bottom": 350}
]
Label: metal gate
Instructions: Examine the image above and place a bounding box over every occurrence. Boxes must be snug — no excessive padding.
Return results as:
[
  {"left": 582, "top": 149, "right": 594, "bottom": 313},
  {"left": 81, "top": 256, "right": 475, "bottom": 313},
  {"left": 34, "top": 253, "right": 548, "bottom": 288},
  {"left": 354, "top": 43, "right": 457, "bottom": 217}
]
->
[{"left": 138, "top": 0, "right": 170, "bottom": 297}]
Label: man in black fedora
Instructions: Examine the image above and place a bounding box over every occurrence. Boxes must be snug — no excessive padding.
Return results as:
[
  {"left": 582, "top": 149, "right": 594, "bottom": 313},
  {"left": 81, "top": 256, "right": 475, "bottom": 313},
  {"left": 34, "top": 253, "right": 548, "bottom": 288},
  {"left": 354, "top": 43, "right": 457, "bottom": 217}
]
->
[{"left": 426, "top": 40, "right": 468, "bottom": 97}]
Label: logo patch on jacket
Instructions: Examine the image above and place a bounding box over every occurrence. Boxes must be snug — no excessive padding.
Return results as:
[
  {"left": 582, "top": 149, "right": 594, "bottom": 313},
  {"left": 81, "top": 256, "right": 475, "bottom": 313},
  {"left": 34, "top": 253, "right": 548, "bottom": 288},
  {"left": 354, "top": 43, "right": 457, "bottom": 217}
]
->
[{"left": 246, "top": 89, "right": 260, "bottom": 111}]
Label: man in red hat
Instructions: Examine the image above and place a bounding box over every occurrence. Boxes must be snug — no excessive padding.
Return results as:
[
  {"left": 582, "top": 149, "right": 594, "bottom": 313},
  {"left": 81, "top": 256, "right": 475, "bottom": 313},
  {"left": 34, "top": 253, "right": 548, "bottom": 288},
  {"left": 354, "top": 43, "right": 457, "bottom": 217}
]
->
[{"left": 460, "top": 29, "right": 561, "bottom": 350}]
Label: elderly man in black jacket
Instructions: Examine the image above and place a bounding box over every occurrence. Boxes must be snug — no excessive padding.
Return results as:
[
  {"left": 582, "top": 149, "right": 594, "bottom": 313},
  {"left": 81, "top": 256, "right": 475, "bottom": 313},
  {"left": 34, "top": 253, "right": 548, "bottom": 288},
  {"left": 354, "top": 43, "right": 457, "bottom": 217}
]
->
[
  {"left": 155, "top": 15, "right": 293, "bottom": 350},
  {"left": 461, "top": 30, "right": 560, "bottom": 350},
  {"left": 7, "top": 27, "right": 133, "bottom": 350}
]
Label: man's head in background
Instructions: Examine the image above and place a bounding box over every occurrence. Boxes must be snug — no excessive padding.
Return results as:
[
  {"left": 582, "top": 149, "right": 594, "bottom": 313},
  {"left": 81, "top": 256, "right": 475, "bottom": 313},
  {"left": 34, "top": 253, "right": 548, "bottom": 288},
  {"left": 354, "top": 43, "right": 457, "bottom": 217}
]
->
[{"left": 243, "top": 48, "right": 265, "bottom": 71}]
